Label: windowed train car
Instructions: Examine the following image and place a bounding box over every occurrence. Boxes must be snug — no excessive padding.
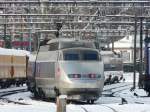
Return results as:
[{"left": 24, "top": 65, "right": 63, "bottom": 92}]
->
[{"left": 27, "top": 38, "right": 104, "bottom": 103}]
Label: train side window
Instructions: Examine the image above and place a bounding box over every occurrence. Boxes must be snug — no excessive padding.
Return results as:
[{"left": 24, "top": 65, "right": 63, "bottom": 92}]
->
[
  {"left": 39, "top": 45, "right": 49, "bottom": 52},
  {"left": 83, "top": 53, "right": 98, "bottom": 61},
  {"left": 49, "top": 42, "right": 59, "bottom": 51}
]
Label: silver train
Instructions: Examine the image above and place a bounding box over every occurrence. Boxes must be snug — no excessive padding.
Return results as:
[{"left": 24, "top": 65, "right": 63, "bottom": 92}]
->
[{"left": 27, "top": 38, "right": 104, "bottom": 103}]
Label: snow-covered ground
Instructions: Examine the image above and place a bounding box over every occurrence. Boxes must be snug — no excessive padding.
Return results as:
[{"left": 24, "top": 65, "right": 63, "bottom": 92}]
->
[
  {"left": 0, "top": 72, "right": 150, "bottom": 112},
  {"left": 123, "top": 72, "right": 139, "bottom": 83}
]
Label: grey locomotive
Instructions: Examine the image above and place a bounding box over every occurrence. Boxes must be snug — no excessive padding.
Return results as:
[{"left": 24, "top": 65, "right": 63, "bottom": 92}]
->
[{"left": 27, "top": 38, "right": 104, "bottom": 103}]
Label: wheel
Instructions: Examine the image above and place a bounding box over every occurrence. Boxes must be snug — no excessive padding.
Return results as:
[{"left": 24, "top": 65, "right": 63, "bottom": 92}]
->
[
  {"left": 1, "top": 83, "right": 6, "bottom": 89},
  {"left": 32, "top": 86, "right": 40, "bottom": 98},
  {"left": 87, "top": 100, "right": 94, "bottom": 104},
  {"left": 33, "top": 89, "right": 39, "bottom": 98},
  {"left": 38, "top": 88, "right": 46, "bottom": 100},
  {"left": 91, "top": 100, "right": 94, "bottom": 104},
  {"left": 1, "top": 85, "right": 5, "bottom": 89},
  {"left": 16, "top": 82, "right": 20, "bottom": 87},
  {"left": 87, "top": 100, "right": 90, "bottom": 104},
  {"left": 66, "top": 100, "right": 71, "bottom": 104}
]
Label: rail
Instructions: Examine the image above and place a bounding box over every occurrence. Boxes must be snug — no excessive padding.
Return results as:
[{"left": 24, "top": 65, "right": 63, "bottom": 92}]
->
[
  {"left": 103, "top": 82, "right": 133, "bottom": 96},
  {"left": 0, "top": 87, "right": 29, "bottom": 105}
]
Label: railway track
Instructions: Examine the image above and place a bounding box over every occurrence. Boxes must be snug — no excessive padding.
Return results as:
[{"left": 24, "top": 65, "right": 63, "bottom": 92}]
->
[
  {"left": 0, "top": 86, "right": 27, "bottom": 97},
  {"left": 103, "top": 82, "right": 133, "bottom": 96},
  {"left": 0, "top": 87, "right": 29, "bottom": 105},
  {"left": 103, "top": 82, "right": 133, "bottom": 91},
  {"left": 102, "top": 82, "right": 147, "bottom": 105},
  {"left": 99, "top": 105, "right": 119, "bottom": 112},
  {"left": 81, "top": 106, "right": 89, "bottom": 112},
  {"left": 80, "top": 105, "right": 119, "bottom": 112}
]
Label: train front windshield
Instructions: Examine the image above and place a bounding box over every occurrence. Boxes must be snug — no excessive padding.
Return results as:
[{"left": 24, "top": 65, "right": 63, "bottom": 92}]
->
[{"left": 63, "top": 50, "right": 100, "bottom": 61}]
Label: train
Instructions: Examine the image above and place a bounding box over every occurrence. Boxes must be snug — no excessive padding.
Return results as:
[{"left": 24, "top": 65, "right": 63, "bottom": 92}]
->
[
  {"left": 0, "top": 48, "right": 29, "bottom": 88},
  {"left": 27, "top": 38, "right": 104, "bottom": 103},
  {"left": 143, "top": 37, "right": 150, "bottom": 96},
  {"left": 100, "top": 51, "right": 123, "bottom": 85}
]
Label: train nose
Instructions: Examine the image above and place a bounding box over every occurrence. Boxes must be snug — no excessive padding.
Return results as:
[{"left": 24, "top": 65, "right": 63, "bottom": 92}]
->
[
  {"left": 57, "top": 61, "right": 104, "bottom": 89},
  {"left": 60, "top": 73, "right": 103, "bottom": 89}
]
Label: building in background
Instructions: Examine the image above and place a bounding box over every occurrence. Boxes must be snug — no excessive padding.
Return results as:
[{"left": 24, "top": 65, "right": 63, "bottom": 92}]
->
[{"left": 110, "top": 35, "right": 144, "bottom": 64}]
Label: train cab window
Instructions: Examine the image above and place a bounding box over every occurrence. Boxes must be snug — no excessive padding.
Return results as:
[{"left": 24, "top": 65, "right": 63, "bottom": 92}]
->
[
  {"left": 49, "top": 42, "right": 59, "bottom": 51},
  {"left": 63, "top": 50, "right": 100, "bottom": 61},
  {"left": 82, "top": 51, "right": 99, "bottom": 61},
  {"left": 83, "top": 53, "right": 99, "bottom": 60},
  {"left": 39, "top": 45, "right": 49, "bottom": 52},
  {"left": 64, "top": 53, "right": 79, "bottom": 60}
]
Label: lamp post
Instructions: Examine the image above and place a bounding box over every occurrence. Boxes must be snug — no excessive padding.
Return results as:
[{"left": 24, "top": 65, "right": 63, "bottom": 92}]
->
[
  {"left": 55, "top": 22, "right": 62, "bottom": 38},
  {"left": 138, "top": 17, "right": 144, "bottom": 88},
  {"left": 133, "top": 15, "right": 137, "bottom": 90}
]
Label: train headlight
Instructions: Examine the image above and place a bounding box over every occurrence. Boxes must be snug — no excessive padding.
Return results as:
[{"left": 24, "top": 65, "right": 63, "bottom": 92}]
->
[
  {"left": 89, "top": 74, "right": 96, "bottom": 78},
  {"left": 97, "top": 74, "right": 101, "bottom": 78},
  {"left": 68, "top": 74, "right": 101, "bottom": 79},
  {"left": 89, "top": 74, "right": 101, "bottom": 78},
  {"left": 68, "top": 74, "right": 81, "bottom": 78}
]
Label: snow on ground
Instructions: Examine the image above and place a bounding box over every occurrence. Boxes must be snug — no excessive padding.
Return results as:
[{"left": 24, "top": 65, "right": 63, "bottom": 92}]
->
[
  {"left": 2, "top": 92, "right": 150, "bottom": 112},
  {"left": 123, "top": 72, "right": 139, "bottom": 83},
  {"left": 0, "top": 72, "right": 150, "bottom": 112},
  {"left": 1, "top": 91, "right": 150, "bottom": 112}
]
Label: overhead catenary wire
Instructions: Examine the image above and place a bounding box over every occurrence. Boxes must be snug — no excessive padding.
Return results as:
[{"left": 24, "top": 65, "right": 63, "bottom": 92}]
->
[{"left": 0, "top": 1, "right": 149, "bottom": 4}]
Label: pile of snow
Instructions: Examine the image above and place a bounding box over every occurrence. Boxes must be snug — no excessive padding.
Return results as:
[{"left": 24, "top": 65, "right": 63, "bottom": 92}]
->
[{"left": 0, "top": 47, "right": 30, "bottom": 56}]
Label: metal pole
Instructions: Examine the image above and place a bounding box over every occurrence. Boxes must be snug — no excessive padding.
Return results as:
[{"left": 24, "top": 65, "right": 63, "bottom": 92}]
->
[
  {"left": 28, "top": 3, "right": 32, "bottom": 52},
  {"left": 21, "top": 16, "right": 23, "bottom": 50},
  {"left": 3, "top": 24, "right": 6, "bottom": 48},
  {"left": 145, "top": 20, "right": 149, "bottom": 76},
  {"left": 139, "top": 18, "right": 143, "bottom": 88},
  {"left": 3, "top": 4, "right": 6, "bottom": 48},
  {"left": 111, "top": 37, "right": 114, "bottom": 51},
  {"left": 133, "top": 16, "right": 137, "bottom": 89}
]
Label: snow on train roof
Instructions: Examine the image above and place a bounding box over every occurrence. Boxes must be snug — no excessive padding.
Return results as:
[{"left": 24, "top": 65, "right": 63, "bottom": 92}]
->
[
  {"left": 47, "top": 38, "right": 94, "bottom": 44},
  {"left": 29, "top": 53, "right": 36, "bottom": 61},
  {"left": 100, "top": 51, "right": 114, "bottom": 55},
  {"left": 0, "top": 48, "right": 30, "bottom": 56}
]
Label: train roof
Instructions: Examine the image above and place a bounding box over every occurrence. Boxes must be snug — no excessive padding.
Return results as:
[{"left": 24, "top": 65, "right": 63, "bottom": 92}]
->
[
  {"left": 100, "top": 51, "right": 114, "bottom": 55},
  {"left": 47, "top": 38, "right": 94, "bottom": 44},
  {"left": 0, "top": 47, "right": 30, "bottom": 56}
]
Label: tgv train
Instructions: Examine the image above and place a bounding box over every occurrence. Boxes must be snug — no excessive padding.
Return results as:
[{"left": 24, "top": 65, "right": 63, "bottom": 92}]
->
[{"left": 27, "top": 38, "right": 104, "bottom": 103}]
